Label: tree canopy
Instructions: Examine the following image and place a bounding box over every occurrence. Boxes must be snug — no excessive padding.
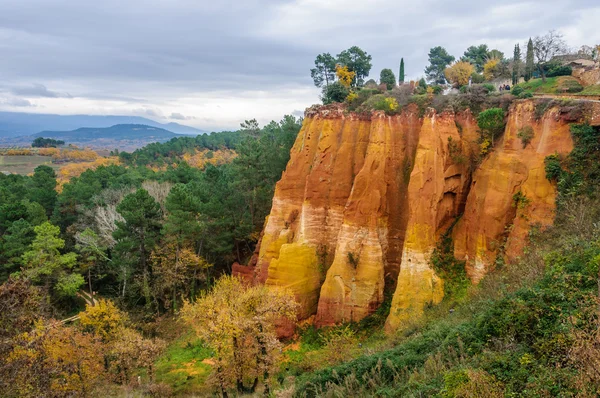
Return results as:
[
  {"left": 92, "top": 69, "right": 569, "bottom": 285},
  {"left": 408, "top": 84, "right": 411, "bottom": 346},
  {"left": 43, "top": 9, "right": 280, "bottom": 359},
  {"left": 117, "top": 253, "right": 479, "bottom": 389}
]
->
[{"left": 425, "top": 46, "right": 455, "bottom": 84}]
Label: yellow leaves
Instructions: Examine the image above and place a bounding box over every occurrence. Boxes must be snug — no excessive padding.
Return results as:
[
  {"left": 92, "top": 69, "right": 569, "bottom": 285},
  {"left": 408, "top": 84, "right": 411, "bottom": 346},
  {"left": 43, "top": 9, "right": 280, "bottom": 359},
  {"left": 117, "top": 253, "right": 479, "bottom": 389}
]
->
[
  {"left": 484, "top": 58, "right": 500, "bottom": 81},
  {"left": 79, "top": 299, "right": 128, "bottom": 341},
  {"left": 38, "top": 147, "right": 60, "bottom": 157},
  {"left": 4, "top": 149, "right": 32, "bottom": 156},
  {"left": 184, "top": 148, "right": 237, "bottom": 169},
  {"left": 335, "top": 64, "right": 355, "bottom": 88},
  {"left": 445, "top": 61, "right": 475, "bottom": 86},
  {"left": 480, "top": 138, "right": 491, "bottom": 155},
  {"left": 56, "top": 156, "right": 119, "bottom": 190},
  {"left": 386, "top": 97, "right": 399, "bottom": 111},
  {"left": 346, "top": 91, "right": 358, "bottom": 103},
  {"left": 181, "top": 275, "right": 298, "bottom": 392}
]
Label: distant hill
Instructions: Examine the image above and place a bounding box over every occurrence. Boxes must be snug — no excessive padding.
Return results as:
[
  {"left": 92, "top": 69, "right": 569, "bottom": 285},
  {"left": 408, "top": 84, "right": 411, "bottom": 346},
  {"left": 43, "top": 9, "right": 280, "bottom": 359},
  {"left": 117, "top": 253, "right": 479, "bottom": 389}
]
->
[
  {"left": 0, "top": 111, "right": 204, "bottom": 137},
  {"left": 35, "top": 124, "right": 179, "bottom": 142}
]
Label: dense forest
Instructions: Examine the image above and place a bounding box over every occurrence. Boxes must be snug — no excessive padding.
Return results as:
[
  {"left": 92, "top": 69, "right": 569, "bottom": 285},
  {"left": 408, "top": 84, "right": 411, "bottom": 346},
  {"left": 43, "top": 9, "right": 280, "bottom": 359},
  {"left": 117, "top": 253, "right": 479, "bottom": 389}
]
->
[{"left": 1, "top": 114, "right": 300, "bottom": 298}]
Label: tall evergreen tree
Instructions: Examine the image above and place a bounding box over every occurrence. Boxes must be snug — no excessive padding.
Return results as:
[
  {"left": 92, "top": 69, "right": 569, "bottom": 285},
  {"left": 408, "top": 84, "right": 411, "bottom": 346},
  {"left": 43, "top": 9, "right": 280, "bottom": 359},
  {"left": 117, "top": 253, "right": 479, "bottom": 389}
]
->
[
  {"left": 399, "top": 58, "right": 405, "bottom": 84},
  {"left": 424, "top": 46, "right": 455, "bottom": 84},
  {"left": 525, "top": 38, "right": 534, "bottom": 82},
  {"left": 113, "top": 188, "right": 162, "bottom": 304},
  {"left": 512, "top": 44, "right": 522, "bottom": 85}
]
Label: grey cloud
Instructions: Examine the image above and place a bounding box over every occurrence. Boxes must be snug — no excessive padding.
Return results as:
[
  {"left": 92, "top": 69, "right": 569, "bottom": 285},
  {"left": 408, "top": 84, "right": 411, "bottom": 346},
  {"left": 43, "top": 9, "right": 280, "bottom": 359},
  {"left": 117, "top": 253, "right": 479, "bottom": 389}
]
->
[
  {"left": 0, "top": 97, "right": 34, "bottom": 107},
  {"left": 10, "top": 83, "right": 72, "bottom": 98},
  {"left": 170, "top": 112, "right": 194, "bottom": 120},
  {"left": 0, "top": 0, "right": 598, "bottom": 125},
  {"left": 145, "top": 108, "right": 163, "bottom": 118}
]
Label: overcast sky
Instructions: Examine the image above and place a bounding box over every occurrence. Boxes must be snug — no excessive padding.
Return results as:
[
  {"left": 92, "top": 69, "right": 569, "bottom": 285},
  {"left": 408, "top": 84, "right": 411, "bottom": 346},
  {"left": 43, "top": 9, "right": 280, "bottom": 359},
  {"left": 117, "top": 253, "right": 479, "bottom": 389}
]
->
[{"left": 1, "top": 0, "right": 599, "bottom": 131}]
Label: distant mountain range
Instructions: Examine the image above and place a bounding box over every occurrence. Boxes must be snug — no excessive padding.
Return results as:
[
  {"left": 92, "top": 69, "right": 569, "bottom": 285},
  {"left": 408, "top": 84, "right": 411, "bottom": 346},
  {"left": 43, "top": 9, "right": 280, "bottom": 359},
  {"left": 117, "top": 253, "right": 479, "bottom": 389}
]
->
[
  {"left": 0, "top": 111, "right": 204, "bottom": 137},
  {"left": 35, "top": 124, "right": 180, "bottom": 142}
]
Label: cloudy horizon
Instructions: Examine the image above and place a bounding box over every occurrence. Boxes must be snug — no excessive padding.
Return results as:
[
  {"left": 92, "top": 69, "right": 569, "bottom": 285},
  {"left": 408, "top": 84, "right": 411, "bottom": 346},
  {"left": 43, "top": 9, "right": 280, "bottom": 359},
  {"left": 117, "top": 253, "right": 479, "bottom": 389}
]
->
[{"left": 1, "top": 0, "right": 599, "bottom": 131}]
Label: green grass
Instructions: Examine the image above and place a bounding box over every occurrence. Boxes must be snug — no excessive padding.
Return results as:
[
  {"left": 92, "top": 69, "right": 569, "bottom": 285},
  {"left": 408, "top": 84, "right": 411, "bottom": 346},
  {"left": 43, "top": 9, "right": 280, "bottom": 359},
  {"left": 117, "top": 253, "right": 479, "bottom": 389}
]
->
[
  {"left": 154, "top": 332, "right": 213, "bottom": 395},
  {"left": 514, "top": 76, "right": 583, "bottom": 95},
  {"left": 0, "top": 155, "right": 60, "bottom": 175},
  {"left": 578, "top": 84, "right": 600, "bottom": 96}
]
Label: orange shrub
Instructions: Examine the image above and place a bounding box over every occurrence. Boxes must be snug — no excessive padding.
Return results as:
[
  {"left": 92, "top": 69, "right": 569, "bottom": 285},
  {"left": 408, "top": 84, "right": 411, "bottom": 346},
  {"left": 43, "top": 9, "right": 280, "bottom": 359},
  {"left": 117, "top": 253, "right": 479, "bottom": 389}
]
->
[
  {"left": 38, "top": 147, "right": 61, "bottom": 157},
  {"left": 4, "top": 149, "right": 32, "bottom": 156},
  {"left": 57, "top": 157, "right": 119, "bottom": 190}
]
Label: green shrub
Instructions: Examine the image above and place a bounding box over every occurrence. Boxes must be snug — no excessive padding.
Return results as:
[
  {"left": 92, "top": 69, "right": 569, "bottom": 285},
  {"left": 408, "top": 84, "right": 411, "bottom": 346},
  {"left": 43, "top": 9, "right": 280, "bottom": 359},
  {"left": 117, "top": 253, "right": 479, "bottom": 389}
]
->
[
  {"left": 511, "top": 86, "right": 524, "bottom": 96},
  {"left": 432, "top": 85, "right": 444, "bottom": 95},
  {"left": 476, "top": 108, "right": 506, "bottom": 145},
  {"left": 430, "top": 222, "right": 470, "bottom": 300},
  {"left": 482, "top": 83, "right": 496, "bottom": 93},
  {"left": 517, "top": 126, "right": 534, "bottom": 148},
  {"left": 321, "top": 82, "right": 350, "bottom": 104},
  {"left": 546, "top": 65, "right": 572, "bottom": 78},
  {"left": 544, "top": 154, "right": 563, "bottom": 182},
  {"left": 471, "top": 72, "right": 485, "bottom": 84}
]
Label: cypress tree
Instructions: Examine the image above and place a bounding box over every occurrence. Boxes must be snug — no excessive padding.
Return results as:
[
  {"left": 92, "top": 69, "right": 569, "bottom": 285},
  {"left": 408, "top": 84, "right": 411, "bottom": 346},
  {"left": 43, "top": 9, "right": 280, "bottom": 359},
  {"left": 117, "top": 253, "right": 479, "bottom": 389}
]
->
[
  {"left": 525, "top": 38, "right": 534, "bottom": 82},
  {"left": 512, "top": 44, "right": 521, "bottom": 85},
  {"left": 399, "top": 58, "right": 405, "bottom": 84}
]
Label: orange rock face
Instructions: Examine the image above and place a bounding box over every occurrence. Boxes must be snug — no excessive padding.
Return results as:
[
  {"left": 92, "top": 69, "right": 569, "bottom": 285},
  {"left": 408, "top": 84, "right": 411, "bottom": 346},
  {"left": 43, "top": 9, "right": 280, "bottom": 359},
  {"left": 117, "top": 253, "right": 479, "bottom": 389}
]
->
[
  {"left": 249, "top": 100, "right": 582, "bottom": 331},
  {"left": 385, "top": 109, "right": 479, "bottom": 331},
  {"left": 452, "top": 101, "right": 573, "bottom": 281}
]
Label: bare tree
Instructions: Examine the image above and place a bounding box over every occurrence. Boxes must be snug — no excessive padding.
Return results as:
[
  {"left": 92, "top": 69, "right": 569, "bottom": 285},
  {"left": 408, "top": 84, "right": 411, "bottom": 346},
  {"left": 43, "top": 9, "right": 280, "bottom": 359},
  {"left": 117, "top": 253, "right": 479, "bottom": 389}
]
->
[
  {"left": 142, "top": 180, "right": 173, "bottom": 213},
  {"left": 532, "top": 30, "right": 567, "bottom": 82}
]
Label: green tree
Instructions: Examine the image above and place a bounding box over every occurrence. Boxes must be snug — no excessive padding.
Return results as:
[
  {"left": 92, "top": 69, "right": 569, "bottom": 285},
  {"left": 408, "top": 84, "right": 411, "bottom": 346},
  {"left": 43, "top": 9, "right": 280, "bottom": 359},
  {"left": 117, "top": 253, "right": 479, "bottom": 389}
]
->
[
  {"left": 113, "top": 188, "right": 162, "bottom": 304},
  {"left": 321, "top": 81, "right": 350, "bottom": 104},
  {"left": 310, "top": 53, "right": 337, "bottom": 88},
  {"left": 525, "top": 38, "right": 534, "bottom": 82},
  {"left": 488, "top": 49, "right": 504, "bottom": 60},
  {"left": 476, "top": 108, "right": 506, "bottom": 147},
  {"left": 336, "top": 46, "right": 373, "bottom": 87},
  {"left": 399, "top": 58, "right": 405, "bottom": 84},
  {"left": 425, "top": 46, "right": 455, "bottom": 84},
  {"left": 27, "top": 166, "right": 57, "bottom": 216},
  {"left": 461, "top": 44, "right": 489, "bottom": 73},
  {"left": 512, "top": 44, "right": 522, "bottom": 85},
  {"left": 379, "top": 68, "right": 397, "bottom": 90},
  {"left": 0, "top": 219, "right": 35, "bottom": 280},
  {"left": 31, "top": 137, "right": 64, "bottom": 148},
  {"left": 75, "top": 228, "right": 109, "bottom": 298},
  {"left": 21, "top": 222, "right": 82, "bottom": 298}
]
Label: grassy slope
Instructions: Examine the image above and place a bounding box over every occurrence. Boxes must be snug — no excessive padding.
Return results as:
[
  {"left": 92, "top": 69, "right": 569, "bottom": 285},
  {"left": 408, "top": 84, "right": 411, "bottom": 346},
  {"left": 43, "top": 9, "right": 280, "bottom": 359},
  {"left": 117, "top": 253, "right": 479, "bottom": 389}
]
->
[
  {"left": 292, "top": 213, "right": 600, "bottom": 397},
  {"left": 154, "top": 332, "right": 213, "bottom": 395},
  {"left": 515, "top": 76, "right": 583, "bottom": 95},
  {"left": 579, "top": 84, "right": 600, "bottom": 95}
]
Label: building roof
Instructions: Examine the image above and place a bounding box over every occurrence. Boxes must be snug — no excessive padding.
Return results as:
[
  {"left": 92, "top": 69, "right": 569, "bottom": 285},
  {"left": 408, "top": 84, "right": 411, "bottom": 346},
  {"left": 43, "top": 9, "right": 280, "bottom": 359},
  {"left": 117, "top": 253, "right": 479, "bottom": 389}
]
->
[{"left": 567, "top": 59, "right": 596, "bottom": 67}]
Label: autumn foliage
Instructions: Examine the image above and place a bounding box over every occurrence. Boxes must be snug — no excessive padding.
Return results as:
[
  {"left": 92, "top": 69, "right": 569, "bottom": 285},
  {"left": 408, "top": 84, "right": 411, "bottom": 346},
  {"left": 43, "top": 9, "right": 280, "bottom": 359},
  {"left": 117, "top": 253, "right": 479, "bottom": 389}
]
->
[
  {"left": 445, "top": 61, "right": 475, "bottom": 86},
  {"left": 57, "top": 157, "right": 119, "bottom": 188},
  {"left": 182, "top": 275, "right": 298, "bottom": 396},
  {"left": 182, "top": 148, "right": 237, "bottom": 169},
  {"left": 335, "top": 64, "right": 356, "bottom": 88}
]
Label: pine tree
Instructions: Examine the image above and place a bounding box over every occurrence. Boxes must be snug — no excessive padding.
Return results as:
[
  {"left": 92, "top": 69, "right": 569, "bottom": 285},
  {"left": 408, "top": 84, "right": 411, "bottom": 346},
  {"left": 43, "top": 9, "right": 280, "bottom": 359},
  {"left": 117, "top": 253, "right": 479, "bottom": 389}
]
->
[
  {"left": 113, "top": 188, "right": 162, "bottom": 303},
  {"left": 512, "top": 44, "right": 521, "bottom": 85},
  {"left": 399, "top": 58, "right": 405, "bottom": 84},
  {"left": 525, "top": 38, "right": 534, "bottom": 82}
]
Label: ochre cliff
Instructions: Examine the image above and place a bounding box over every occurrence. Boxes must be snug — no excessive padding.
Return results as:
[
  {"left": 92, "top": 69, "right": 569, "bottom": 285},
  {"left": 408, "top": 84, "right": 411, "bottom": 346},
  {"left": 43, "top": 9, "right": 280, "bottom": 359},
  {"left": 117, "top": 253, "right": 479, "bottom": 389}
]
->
[
  {"left": 452, "top": 101, "right": 573, "bottom": 282},
  {"left": 241, "top": 99, "right": 593, "bottom": 332},
  {"left": 385, "top": 109, "right": 479, "bottom": 330}
]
